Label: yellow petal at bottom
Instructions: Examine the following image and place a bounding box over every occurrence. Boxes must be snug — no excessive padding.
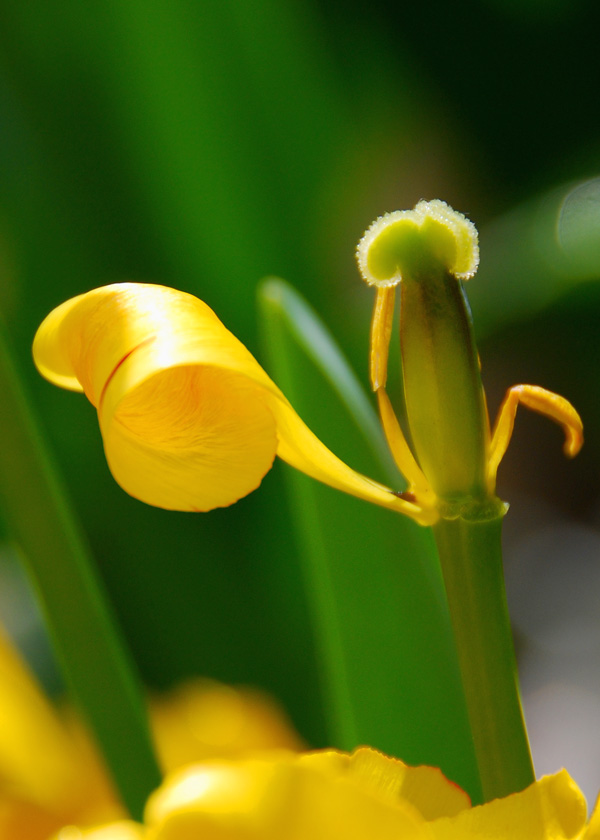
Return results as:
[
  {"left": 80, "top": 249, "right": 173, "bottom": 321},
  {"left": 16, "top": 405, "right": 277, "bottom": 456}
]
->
[{"left": 429, "top": 769, "right": 587, "bottom": 840}]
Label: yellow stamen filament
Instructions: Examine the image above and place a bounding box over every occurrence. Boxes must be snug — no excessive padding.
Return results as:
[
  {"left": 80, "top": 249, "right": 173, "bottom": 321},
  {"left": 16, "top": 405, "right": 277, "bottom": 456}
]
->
[
  {"left": 377, "top": 389, "right": 435, "bottom": 506},
  {"left": 369, "top": 287, "right": 395, "bottom": 391},
  {"left": 367, "top": 283, "right": 436, "bottom": 518},
  {"left": 488, "top": 384, "right": 584, "bottom": 487}
]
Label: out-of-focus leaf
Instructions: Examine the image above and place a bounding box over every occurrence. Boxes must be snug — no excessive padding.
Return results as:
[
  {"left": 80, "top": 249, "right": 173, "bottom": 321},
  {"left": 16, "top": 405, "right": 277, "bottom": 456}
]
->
[
  {"left": 0, "top": 318, "right": 161, "bottom": 819},
  {"left": 260, "top": 278, "right": 399, "bottom": 484},
  {"left": 258, "top": 278, "right": 478, "bottom": 796},
  {"left": 0, "top": 0, "right": 351, "bottom": 333},
  {"left": 470, "top": 178, "right": 600, "bottom": 338}
]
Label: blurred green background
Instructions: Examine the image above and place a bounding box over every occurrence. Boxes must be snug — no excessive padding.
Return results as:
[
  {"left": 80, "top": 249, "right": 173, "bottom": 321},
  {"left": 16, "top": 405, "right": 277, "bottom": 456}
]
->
[{"left": 2, "top": 0, "right": 600, "bottom": 799}]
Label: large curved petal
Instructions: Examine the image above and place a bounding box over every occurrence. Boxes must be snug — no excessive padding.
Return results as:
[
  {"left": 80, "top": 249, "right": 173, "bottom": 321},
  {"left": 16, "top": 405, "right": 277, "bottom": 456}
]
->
[
  {"left": 144, "top": 749, "right": 432, "bottom": 840},
  {"left": 34, "top": 283, "right": 424, "bottom": 517},
  {"left": 144, "top": 749, "right": 590, "bottom": 840}
]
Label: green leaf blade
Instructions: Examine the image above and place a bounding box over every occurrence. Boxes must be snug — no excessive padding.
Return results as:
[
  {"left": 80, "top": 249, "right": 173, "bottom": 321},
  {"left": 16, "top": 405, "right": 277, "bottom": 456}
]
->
[
  {"left": 257, "top": 278, "right": 479, "bottom": 795},
  {"left": 0, "top": 320, "right": 161, "bottom": 820}
]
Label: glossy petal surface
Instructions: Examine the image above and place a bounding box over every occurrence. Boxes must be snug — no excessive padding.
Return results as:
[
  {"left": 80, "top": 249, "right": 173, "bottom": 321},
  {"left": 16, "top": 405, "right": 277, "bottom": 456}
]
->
[
  {"left": 34, "top": 284, "right": 421, "bottom": 517},
  {"left": 145, "top": 749, "right": 433, "bottom": 840},
  {"left": 142, "top": 747, "right": 589, "bottom": 840},
  {"left": 430, "top": 770, "right": 587, "bottom": 839}
]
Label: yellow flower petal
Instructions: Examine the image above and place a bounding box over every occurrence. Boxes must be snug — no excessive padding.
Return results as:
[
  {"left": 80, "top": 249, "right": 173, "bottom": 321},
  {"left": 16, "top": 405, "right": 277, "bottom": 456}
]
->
[
  {"left": 429, "top": 770, "right": 587, "bottom": 840},
  {"left": 145, "top": 749, "right": 431, "bottom": 840},
  {"left": 150, "top": 679, "right": 304, "bottom": 772},
  {"left": 584, "top": 793, "right": 600, "bottom": 839},
  {"left": 344, "top": 747, "right": 470, "bottom": 820},
  {"left": 34, "top": 284, "right": 426, "bottom": 519},
  {"left": 51, "top": 821, "right": 145, "bottom": 840},
  {"left": 43, "top": 747, "right": 597, "bottom": 840},
  {"left": 143, "top": 748, "right": 593, "bottom": 840},
  {"left": 0, "top": 629, "right": 83, "bottom": 813},
  {"left": 0, "top": 794, "right": 67, "bottom": 840}
]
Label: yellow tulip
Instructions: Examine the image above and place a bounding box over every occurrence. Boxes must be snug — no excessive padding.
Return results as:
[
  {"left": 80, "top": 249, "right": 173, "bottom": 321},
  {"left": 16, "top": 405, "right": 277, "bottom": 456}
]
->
[
  {"left": 33, "top": 283, "right": 431, "bottom": 523},
  {"left": 57, "top": 746, "right": 599, "bottom": 840}
]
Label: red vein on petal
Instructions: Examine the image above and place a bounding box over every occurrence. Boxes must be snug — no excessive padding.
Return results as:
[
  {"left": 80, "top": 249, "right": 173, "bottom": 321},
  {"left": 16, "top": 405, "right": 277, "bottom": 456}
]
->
[{"left": 98, "top": 336, "right": 157, "bottom": 410}]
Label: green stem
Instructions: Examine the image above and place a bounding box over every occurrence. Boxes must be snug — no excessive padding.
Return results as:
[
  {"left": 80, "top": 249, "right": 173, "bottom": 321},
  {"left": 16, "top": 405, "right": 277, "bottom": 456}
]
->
[
  {"left": 0, "top": 322, "right": 161, "bottom": 820},
  {"left": 433, "top": 509, "right": 535, "bottom": 804}
]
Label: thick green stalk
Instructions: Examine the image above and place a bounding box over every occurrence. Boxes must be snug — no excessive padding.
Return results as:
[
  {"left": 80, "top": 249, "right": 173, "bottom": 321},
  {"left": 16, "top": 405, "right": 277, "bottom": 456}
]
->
[
  {"left": 0, "top": 323, "right": 161, "bottom": 819},
  {"left": 433, "top": 509, "right": 535, "bottom": 804},
  {"left": 358, "top": 202, "right": 536, "bottom": 803}
]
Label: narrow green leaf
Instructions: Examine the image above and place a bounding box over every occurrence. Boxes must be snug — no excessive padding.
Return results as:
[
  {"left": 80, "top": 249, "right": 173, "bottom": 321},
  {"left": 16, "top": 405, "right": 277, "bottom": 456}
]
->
[
  {"left": 0, "top": 320, "right": 161, "bottom": 820},
  {"left": 0, "top": 0, "right": 350, "bottom": 333},
  {"left": 259, "top": 278, "right": 398, "bottom": 484},
  {"left": 258, "top": 279, "right": 479, "bottom": 795}
]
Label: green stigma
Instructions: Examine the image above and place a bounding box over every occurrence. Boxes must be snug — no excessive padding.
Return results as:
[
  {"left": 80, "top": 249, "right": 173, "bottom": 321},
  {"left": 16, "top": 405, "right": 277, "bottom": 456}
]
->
[{"left": 356, "top": 200, "right": 479, "bottom": 287}]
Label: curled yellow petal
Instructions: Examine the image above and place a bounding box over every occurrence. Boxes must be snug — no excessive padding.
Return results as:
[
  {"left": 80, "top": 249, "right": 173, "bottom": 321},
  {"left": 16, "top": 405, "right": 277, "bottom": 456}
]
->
[
  {"left": 34, "top": 284, "right": 423, "bottom": 518},
  {"left": 34, "top": 284, "right": 279, "bottom": 511},
  {"left": 488, "top": 384, "right": 584, "bottom": 489}
]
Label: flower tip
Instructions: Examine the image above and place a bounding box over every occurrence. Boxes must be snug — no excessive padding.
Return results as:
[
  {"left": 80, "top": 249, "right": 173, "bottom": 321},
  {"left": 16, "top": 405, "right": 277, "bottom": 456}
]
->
[
  {"left": 356, "top": 200, "right": 479, "bottom": 287},
  {"left": 564, "top": 426, "right": 584, "bottom": 459},
  {"left": 32, "top": 295, "right": 87, "bottom": 392}
]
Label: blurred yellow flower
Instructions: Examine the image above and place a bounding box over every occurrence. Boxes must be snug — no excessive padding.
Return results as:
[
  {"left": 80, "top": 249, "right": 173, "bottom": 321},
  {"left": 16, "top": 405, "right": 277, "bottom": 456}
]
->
[
  {"left": 33, "top": 283, "right": 431, "bottom": 523},
  {"left": 54, "top": 746, "right": 600, "bottom": 840},
  {"left": 151, "top": 679, "right": 303, "bottom": 770},
  {"left": 0, "top": 629, "right": 301, "bottom": 840},
  {"left": 51, "top": 825, "right": 144, "bottom": 840}
]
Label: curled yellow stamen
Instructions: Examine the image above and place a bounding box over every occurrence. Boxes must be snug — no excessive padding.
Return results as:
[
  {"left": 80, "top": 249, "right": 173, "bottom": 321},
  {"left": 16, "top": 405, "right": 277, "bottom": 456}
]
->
[
  {"left": 488, "top": 384, "right": 584, "bottom": 487},
  {"left": 369, "top": 287, "right": 395, "bottom": 391}
]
